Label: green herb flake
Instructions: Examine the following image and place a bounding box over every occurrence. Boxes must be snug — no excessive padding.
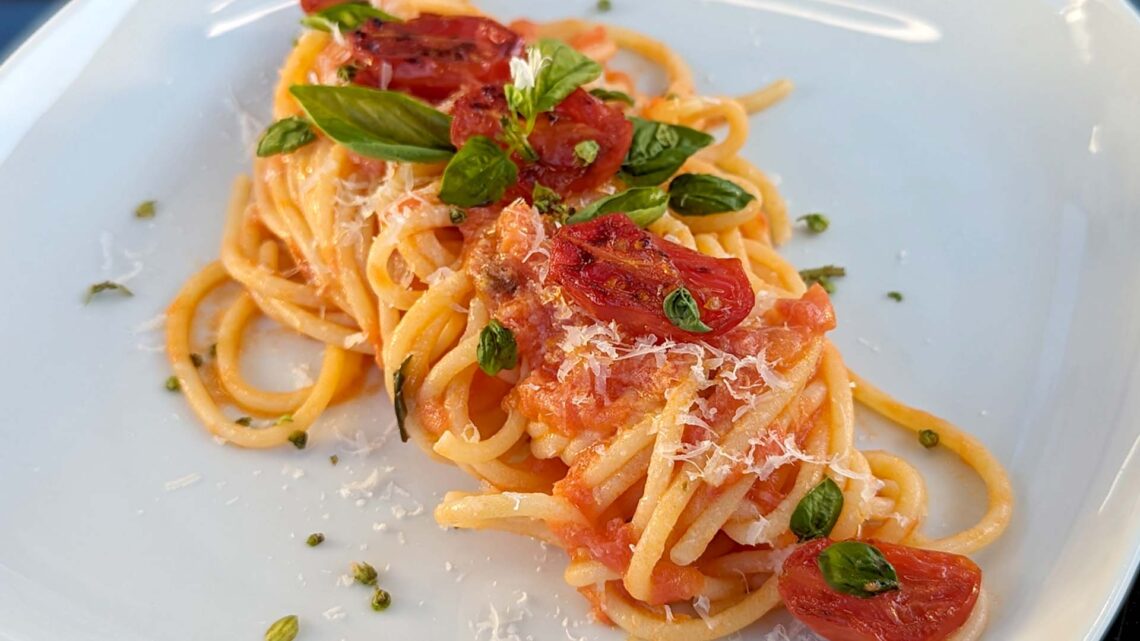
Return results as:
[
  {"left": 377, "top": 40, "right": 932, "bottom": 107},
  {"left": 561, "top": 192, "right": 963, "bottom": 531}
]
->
[
  {"left": 567, "top": 186, "right": 669, "bottom": 227},
  {"left": 208, "top": 343, "right": 218, "bottom": 358},
  {"left": 276, "top": 414, "right": 294, "bottom": 425},
  {"left": 589, "top": 88, "right": 634, "bottom": 106},
  {"left": 439, "top": 136, "right": 518, "bottom": 207},
  {"left": 371, "top": 587, "right": 392, "bottom": 611},
  {"left": 667, "top": 173, "right": 756, "bottom": 216},
  {"left": 799, "top": 265, "right": 846, "bottom": 294},
  {"left": 477, "top": 320, "right": 519, "bottom": 376},
  {"left": 306, "top": 532, "right": 325, "bottom": 547},
  {"left": 887, "top": 291, "right": 904, "bottom": 302},
  {"left": 264, "top": 614, "right": 299, "bottom": 641},
  {"left": 817, "top": 541, "right": 900, "bottom": 598},
  {"left": 134, "top": 200, "right": 157, "bottom": 219},
  {"left": 574, "top": 139, "right": 600, "bottom": 166},
  {"left": 449, "top": 207, "right": 468, "bottom": 225},
  {"left": 663, "top": 286, "right": 711, "bottom": 334},
  {"left": 85, "top": 281, "right": 134, "bottom": 304},
  {"left": 190, "top": 353, "right": 204, "bottom": 368},
  {"left": 300, "top": 2, "right": 401, "bottom": 32},
  {"left": 256, "top": 117, "right": 318, "bottom": 157},
  {"left": 164, "top": 376, "right": 181, "bottom": 392},
  {"left": 235, "top": 416, "right": 253, "bottom": 427},
  {"left": 287, "top": 430, "right": 307, "bottom": 450},
  {"left": 798, "top": 212, "right": 830, "bottom": 233},
  {"left": 533, "top": 183, "right": 571, "bottom": 220},
  {"left": 789, "top": 478, "right": 844, "bottom": 541},
  {"left": 919, "top": 429, "right": 940, "bottom": 448},
  {"left": 352, "top": 561, "right": 378, "bottom": 586},
  {"left": 336, "top": 64, "right": 359, "bottom": 83},
  {"left": 597, "top": 0, "right": 613, "bottom": 11},
  {"left": 393, "top": 355, "right": 412, "bottom": 443},
  {"left": 329, "top": 454, "right": 339, "bottom": 466}
]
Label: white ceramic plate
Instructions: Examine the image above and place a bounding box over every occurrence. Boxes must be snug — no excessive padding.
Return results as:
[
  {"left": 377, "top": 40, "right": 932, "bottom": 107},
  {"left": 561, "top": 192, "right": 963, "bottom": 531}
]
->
[{"left": 2, "top": 1, "right": 1140, "bottom": 639}]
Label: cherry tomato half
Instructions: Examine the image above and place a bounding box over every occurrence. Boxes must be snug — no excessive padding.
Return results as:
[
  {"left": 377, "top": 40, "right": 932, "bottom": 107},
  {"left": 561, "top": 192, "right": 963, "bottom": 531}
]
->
[
  {"left": 346, "top": 15, "right": 523, "bottom": 102},
  {"left": 450, "top": 85, "right": 632, "bottom": 199},
  {"left": 548, "top": 213, "right": 753, "bottom": 339},
  {"left": 779, "top": 538, "right": 982, "bottom": 641}
]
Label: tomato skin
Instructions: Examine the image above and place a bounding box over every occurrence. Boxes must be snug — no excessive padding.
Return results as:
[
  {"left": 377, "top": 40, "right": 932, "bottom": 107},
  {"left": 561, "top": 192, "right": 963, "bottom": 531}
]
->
[
  {"left": 450, "top": 86, "right": 633, "bottom": 199},
  {"left": 346, "top": 15, "right": 522, "bottom": 102},
  {"left": 548, "top": 214, "right": 753, "bottom": 339},
  {"left": 779, "top": 538, "right": 982, "bottom": 641},
  {"left": 299, "top": 0, "right": 342, "bottom": 13}
]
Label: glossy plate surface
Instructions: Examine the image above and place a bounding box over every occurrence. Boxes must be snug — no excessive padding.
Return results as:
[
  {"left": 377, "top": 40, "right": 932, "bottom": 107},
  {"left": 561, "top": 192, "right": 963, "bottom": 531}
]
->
[{"left": 1, "top": 1, "right": 1139, "bottom": 639}]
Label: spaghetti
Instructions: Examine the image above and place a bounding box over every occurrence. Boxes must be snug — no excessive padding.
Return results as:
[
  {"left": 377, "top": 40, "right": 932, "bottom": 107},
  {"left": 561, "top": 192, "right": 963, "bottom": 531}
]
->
[{"left": 166, "top": 2, "right": 1013, "bottom": 639}]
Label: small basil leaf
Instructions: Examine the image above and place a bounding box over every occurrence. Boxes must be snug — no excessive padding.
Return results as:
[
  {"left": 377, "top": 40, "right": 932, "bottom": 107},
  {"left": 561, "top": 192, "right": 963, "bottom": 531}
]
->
[
  {"left": 477, "top": 320, "right": 518, "bottom": 376},
  {"left": 574, "top": 139, "right": 600, "bottom": 166},
  {"left": 393, "top": 355, "right": 412, "bottom": 443},
  {"left": 667, "top": 173, "right": 756, "bottom": 216},
  {"left": 620, "top": 118, "right": 714, "bottom": 186},
  {"left": 817, "top": 541, "right": 900, "bottom": 598},
  {"left": 566, "top": 187, "right": 668, "bottom": 227},
  {"left": 439, "top": 136, "right": 518, "bottom": 207},
  {"left": 799, "top": 265, "right": 846, "bottom": 294},
  {"left": 256, "top": 117, "right": 317, "bottom": 157},
  {"left": 663, "top": 286, "right": 711, "bottom": 334},
  {"left": 533, "top": 38, "right": 604, "bottom": 112},
  {"left": 589, "top": 88, "right": 635, "bottom": 106},
  {"left": 289, "top": 85, "right": 455, "bottom": 163},
  {"left": 533, "top": 183, "right": 571, "bottom": 219},
  {"left": 300, "top": 2, "right": 401, "bottom": 32},
  {"left": 790, "top": 478, "right": 844, "bottom": 541}
]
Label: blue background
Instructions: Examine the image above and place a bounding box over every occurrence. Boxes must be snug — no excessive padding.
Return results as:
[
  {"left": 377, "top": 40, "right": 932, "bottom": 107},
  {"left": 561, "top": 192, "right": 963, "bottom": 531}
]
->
[{"left": 0, "top": 1, "right": 1136, "bottom": 639}]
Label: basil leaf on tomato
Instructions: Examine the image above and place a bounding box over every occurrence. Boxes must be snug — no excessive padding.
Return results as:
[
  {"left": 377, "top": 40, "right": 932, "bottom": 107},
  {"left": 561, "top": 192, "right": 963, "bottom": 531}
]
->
[
  {"left": 439, "top": 136, "right": 518, "bottom": 207},
  {"left": 663, "top": 286, "right": 712, "bottom": 334},
  {"left": 289, "top": 85, "right": 455, "bottom": 163},
  {"left": 301, "top": 1, "right": 401, "bottom": 32},
  {"left": 668, "top": 173, "right": 756, "bottom": 216},
  {"left": 532, "top": 38, "right": 603, "bottom": 113},
  {"left": 620, "top": 118, "right": 714, "bottom": 186},
  {"left": 393, "top": 355, "right": 412, "bottom": 443},
  {"left": 817, "top": 541, "right": 900, "bottom": 598},
  {"left": 790, "top": 478, "right": 844, "bottom": 542},
  {"left": 477, "top": 320, "right": 518, "bottom": 375},
  {"left": 256, "top": 117, "right": 317, "bottom": 157},
  {"left": 589, "top": 88, "right": 635, "bottom": 106},
  {"left": 566, "top": 187, "right": 668, "bottom": 227}
]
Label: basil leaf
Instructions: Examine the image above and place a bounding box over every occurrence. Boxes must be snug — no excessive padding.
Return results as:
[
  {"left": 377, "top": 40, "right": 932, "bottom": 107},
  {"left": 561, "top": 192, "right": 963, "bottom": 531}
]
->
[
  {"left": 439, "top": 136, "right": 518, "bottom": 207},
  {"left": 790, "top": 478, "right": 844, "bottom": 541},
  {"left": 532, "top": 39, "right": 603, "bottom": 113},
  {"left": 300, "top": 1, "right": 401, "bottom": 32},
  {"left": 663, "top": 286, "right": 711, "bottom": 334},
  {"left": 477, "top": 320, "right": 518, "bottom": 375},
  {"left": 799, "top": 265, "right": 846, "bottom": 294},
  {"left": 589, "top": 88, "right": 634, "bottom": 106},
  {"left": 817, "top": 541, "right": 900, "bottom": 598},
  {"left": 256, "top": 117, "right": 317, "bottom": 157},
  {"left": 393, "top": 355, "right": 412, "bottom": 443},
  {"left": 620, "top": 118, "right": 714, "bottom": 186},
  {"left": 668, "top": 173, "right": 756, "bottom": 216},
  {"left": 289, "top": 85, "right": 455, "bottom": 163},
  {"left": 566, "top": 186, "right": 668, "bottom": 227}
]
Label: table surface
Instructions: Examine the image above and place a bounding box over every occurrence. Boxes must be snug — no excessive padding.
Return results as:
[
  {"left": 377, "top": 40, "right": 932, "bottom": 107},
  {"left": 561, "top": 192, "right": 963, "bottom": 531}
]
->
[{"left": 0, "top": 1, "right": 1137, "bottom": 639}]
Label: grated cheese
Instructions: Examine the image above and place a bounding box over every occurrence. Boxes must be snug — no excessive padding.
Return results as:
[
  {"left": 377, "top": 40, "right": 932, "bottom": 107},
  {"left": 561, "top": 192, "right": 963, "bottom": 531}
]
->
[{"left": 163, "top": 473, "right": 202, "bottom": 491}]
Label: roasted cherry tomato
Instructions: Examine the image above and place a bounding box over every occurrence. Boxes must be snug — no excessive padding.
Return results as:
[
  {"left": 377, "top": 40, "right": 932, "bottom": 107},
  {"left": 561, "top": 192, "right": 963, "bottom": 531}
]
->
[
  {"left": 450, "top": 85, "right": 632, "bottom": 199},
  {"left": 779, "top": 538, "right": 982, "bottom": 641},
  {"left": 300, "top": 0, "right": 343, "bottom": 13},
  {"left": 346, "top": 15, "right": 523, "bottom": 102},
  {"left": 548, "top": 213, "right": 753, "bottom": 339}
]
